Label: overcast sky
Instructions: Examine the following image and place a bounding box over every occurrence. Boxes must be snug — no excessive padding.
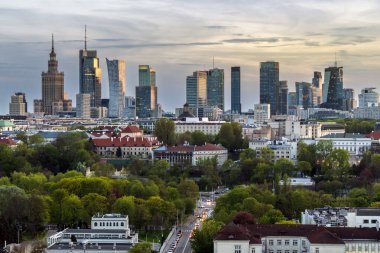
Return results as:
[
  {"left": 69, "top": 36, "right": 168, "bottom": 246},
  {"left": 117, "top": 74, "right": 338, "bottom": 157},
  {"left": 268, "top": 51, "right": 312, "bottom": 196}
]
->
[{"left": 1, "top": 0, "right": 380, "bottom": 114}]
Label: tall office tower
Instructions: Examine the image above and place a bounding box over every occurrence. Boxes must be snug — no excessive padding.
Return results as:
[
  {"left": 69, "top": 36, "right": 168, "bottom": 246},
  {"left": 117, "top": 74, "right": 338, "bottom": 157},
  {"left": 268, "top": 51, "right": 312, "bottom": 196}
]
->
[
  {"left": 106, "top": 59, "right": 126, "bottom": 118},
  {"left": 207, "top": 68, "right": 224, "bottom": 111},
  {"left": 312, "top": 71, "right": 323, "bottom": 106},
  {"left": 322, "top": 64, "right": 343, "bottom": 110},
  {"left": 76, "top": 93, "right": 91, "bottom": 118},
  {"left": 277, "top": 81, "right": 288, "bottom": 115},
  {"left": 342, "top": 88, "right": 356, "bottom": 111},
  {"left": 41, "top": 34, "right": 64, "bottom": 115},
  {"left": 359, "top": 88, "right": 379, "bottom": 108},
  {"left": 186, "top": 71, "right": 207, "bottom": 117},
  {"left": 79, "top": 27, "right": 102, "bottom": 107},
  {"left": 135, "top": 65, "right": 158, "bottom": 118},
  {"left": 231, "top": 66, "right": 241, "bottom": 114},
  {"left": 124, "top": 96, "right": 136, "bottom": 118},
  {"left": 260, "top": 61, "right": 279, "bottom": 116},
  {"left": 288, "top": 92, "right": 297, "bottom": 108},
  {"left": 9, "top": 93, "right": 26, "bottom": 116},
  {"left": 296, "top": 82, "right": 313, "bottom": 109}
]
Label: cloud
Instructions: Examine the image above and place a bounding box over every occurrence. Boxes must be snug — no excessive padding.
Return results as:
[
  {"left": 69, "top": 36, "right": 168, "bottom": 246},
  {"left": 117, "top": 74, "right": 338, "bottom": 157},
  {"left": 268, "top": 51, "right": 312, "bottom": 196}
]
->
[
  {"left": 204, "top": 25, "right": 235, "bottom": 29},
  {"left": 305, "top": 41, "right": 320, "bottom": 46},
  {"left": 223, "top": 38, "right": 280, "bottom": 43}
]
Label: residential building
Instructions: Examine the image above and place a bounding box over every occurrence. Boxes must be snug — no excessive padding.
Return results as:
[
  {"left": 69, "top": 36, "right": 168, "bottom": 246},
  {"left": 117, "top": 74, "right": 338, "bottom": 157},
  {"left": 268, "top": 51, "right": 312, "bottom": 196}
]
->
[
  {"left": 136, "top": 65, "right": 158, "bottom": 118},
  {"left": 354, "top": 106, "right": 380, "bottom": 119},
  {"left": 79, "top": 30, "right": 102, "bottom": 108},
  {"left": 277, "top": 81, "right": 288, "bottom": 115},
  {"left": 175, "top": 117, "right": 225, "bottom": 135},
  {"left": 260, "top": 61, "right": 279, "bottom": 116},
  {"left": 47, "top": 213, "right": 138, "bottom": 253},
  {"left": 33, "top": 99, "right": 44, "bottom": 114},
  {"left": 106, "top": 59, "right": 126, "bottom": 118},
  {"left": 207, "top": 68, "right": 224, "bottom": 111},
  {"left": 320, "top": 123, "right": 345, "bottom": 136},
  {"left": 91, "top": 136, "right": 160, "bottom": 159},
  {"left": 9, "top": 93, "right": 26, "bottom": 116},
  {"left": 312, "top": 71, "right": 323, "bottom": 106},
  {"left": 322, "top": 65, "right": 344, "bottom": 110},
  {"left": 153, "top": 143, "right": 228, "bottom": 166},
  {"left": 254, "top": 104, "right": 270, "bottom": 125},
  {"left": 251, "top": 138, "right": 298, "bottom": 163},
  {"left": 76, "top": 93, "right": 91, "bottom": 118},
  {"left": 302, "top": 206, "right": 380, "bottom": 228},
  {"left": 186, "top": 71, "right": 207, "bottom": 117},
  {"left": 90, "top": 106, "right": 108, "bottom": 119},
  {"left": 214, "top": 222, "right": 380, "bottom": 253},
  {"left": 231, "top": 66, "right": 241, "bottom": 114}
]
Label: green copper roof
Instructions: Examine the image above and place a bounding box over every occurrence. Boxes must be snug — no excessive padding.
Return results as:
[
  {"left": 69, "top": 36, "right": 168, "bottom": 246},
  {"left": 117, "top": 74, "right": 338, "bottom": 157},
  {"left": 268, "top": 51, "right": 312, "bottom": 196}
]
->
[{"left": 0, "top": 120, "right": 15, "bottom": 127}]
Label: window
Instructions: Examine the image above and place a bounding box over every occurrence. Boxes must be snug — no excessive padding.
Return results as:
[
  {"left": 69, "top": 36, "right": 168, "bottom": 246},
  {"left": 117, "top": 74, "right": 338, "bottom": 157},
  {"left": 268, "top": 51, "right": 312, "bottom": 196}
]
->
[
  {"left": 315, "top": 248, "right": 319, "bottom": 253},
  {"left": 94, "top": 222, "right": 97, "bottom": 227},
  {"left": 285, "top": 251, "right": 289, "bottom": 253},
  {"left": 372, "top": 220, "right": 377, "bottom": 224},
  {"left": 364, "top": 219, "right": 369, "bottom": 224},
  {"left": 121, "top": 222, "right": 124, "bottom": 226},
  {"left": 251, "top": 248, "right": 255, "bottom": 253},
  {"left": 293, "top": 240, "right": 298, "bottom": 246},
  {"left": 234, "top": 245, "right": 241, "bottom": 253},
  {"left": 285, "top": 240, "right": 289, "bottom": 246},
  {"left": 277, "top": 250, "right": 281, "bottom": 253},
  {"left": 293, "top": 251, "right": 297, "bottom": 253},
  {"left": 277, "top": 240, "right": 282, "bottom": 245},
  {"left": 269, "top": 240, "right": 274, "bottom": 246}
]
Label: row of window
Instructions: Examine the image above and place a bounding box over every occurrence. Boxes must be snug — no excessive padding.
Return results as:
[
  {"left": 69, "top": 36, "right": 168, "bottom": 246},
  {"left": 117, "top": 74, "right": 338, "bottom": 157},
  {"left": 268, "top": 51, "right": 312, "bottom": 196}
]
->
[
  {"left": 363, "top": 219, "right": 378, "bottom": 224},
  {"left": 93, "top": 221, "right": 124, "bottom": 227},
  {"left": 268, "top": 239, "right": 299, "bottom": 246}
]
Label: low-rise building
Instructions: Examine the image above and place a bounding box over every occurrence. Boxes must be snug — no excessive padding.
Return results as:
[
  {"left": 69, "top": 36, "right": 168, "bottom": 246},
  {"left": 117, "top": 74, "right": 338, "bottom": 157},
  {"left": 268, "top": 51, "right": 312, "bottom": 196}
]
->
[
  {"left": 47, "top": 213, "right": 138, "bottom": 253},
  {"left": 321, "top": 123, "right": 345, "bottom": 137},
  {"left": 153, "top": 143, "right": 228, "bottom": 166},
  {"left": 214, "top": 223, "right": 380, "bottom": 253},
  {"left": 175, "top": 117, "right": 225, "bottom": 135},
  {"left": 251, "top": 138, "right": 297, "bottom": 163}
]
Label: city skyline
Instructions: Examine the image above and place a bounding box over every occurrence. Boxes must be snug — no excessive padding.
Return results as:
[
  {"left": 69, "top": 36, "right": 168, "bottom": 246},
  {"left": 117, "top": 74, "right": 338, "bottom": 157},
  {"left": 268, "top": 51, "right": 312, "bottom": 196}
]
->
[{"left": 1, "top": 0, "right": 380, "bottom": 114}]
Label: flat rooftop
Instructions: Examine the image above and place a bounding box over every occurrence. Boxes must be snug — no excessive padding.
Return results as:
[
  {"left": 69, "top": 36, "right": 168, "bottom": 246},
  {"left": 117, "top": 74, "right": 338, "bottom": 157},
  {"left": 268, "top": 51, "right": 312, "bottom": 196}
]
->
[{"left": 48, "top": 242, "right": 132, "bottom": 251}]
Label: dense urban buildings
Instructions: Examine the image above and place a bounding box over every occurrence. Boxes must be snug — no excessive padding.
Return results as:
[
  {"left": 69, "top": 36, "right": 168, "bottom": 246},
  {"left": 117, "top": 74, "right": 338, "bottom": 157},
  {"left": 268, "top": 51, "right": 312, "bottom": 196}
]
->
[
  {"left": 186, "top": 71, "right": 207, "bottom": 117},
  {"left": 135, "top": 65, "right": 158, "bottom": 118},
  {"left": 260, "top": 61, "right": 279, "bottom": 116},
  {"left": 79, "top": 29, "right": 102, "bottom": 108},
  {"left": 106, "top": 59, "right": 126, "bottom": 118},
  {"left": 253, "top": 104, "right": 270, "bottom": 124},
  {"left": 124, "top": 96, "right": 136, "bottom": 118},
  {"left": 207, "top": 68, "right": 224, "bottom": 111},
  {"left": 231, "top": 66, "right": 241, "bottom": 114},
  {"left": 9, "top": 92, "right": 27, "bottom": 116},
  {"left": 76, "top": 93, "right": 91, "bottom": 118},
  {"left": 322, "top": 64, "right": 344, "bottom": 110},
  {"left": 295, "top": 81, "right": 313, "bottom": 109},
  {"left": 277, "top": 80, "right": 288, "bottom": 115}
]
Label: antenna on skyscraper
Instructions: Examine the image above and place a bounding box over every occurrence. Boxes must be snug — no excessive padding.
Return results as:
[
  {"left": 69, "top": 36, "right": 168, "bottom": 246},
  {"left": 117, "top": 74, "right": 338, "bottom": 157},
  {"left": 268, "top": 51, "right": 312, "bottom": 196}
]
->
[
  {"left": 85, "top": 25, "right": 87, "bottom": 50},
  {"left": 334, "top": 52, "right": 337, "bottom": 67},
  {"left": 51, "top": 33, "right": 54, "bottom": 51},
  {"left": 213, "top": 56, "right": 215, "bottom": 69}
]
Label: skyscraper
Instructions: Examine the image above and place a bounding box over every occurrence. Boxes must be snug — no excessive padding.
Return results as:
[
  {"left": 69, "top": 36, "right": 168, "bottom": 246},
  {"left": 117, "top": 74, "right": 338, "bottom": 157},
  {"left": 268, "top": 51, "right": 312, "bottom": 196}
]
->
[
  {"left": 186, "top": 71, "right": 207, "bottom": 116},
  {"left": 76, "top": 93, "right": 91, "bottom": 118},
  {"left": 41, "top": 34, "right": 64, "bottom": 115},
  {"left": 207, "top": 68, "right": 224, "bottom": 111},
  {"left": 312, "top": 71, "right": 323, "bottom": 106},
  {"left": 277, "top": 81, "right": 288, "bottom": 115},
  {"left": 231, "top": 66, "right": 241, "bottom": 114},
  {"left": 135, "top": 65, "right": 158, "bottom": 118},
  {"left": 296, "top": 82, "right": 313, "bottom": 109},
  {"left": 342, "top": 88, "right": 356, "bottom": 111},
  {"left": 260, "top": 61, "right": 279, "bottom": 116},
  {"left": 79, "top": 27, "right": 102, "bottom": 108},
  {"left": 358, "top": 88, "right": 379, "bottom": 108},
  {"left": 322, "top": 64, "right": 343, "bottom": 110},
  {"left": 106, "top": 59, "right": 125, "bottom": 118},
  {"left": 9, "top": 93, "right": 26, "bottom": 116}
]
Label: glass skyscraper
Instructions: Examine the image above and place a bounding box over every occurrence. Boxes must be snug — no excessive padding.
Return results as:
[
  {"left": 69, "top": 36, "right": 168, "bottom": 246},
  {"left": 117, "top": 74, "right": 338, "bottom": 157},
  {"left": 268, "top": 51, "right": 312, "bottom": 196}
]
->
[
  {"left": 186, "top": 71, "right": 207, "bottom": 117},
  {"left": 277, "top": 80, "right": 288, "bottom": 115},
  {"left": 260, "top": 61, "right": 279, "bottom": 115},
  {"left": 135, "top": 65, "right": 158, "bottom": 118},
  {"left": 207, "top": 68, "right": 224, "bottom": 111},
  {"left": 322, "top": 65, "right": 343, "bottom": 110},
  {"left": 312, "top": 71, "right": 323, "bottom": 106},
  {"left": 296, "top": 82, "right": 313, "bottom": 109},
  {"left": 231, "top": 66, "right": 241, "bottom": 114},
  {"left": 106, "top": 59, "right": 125, "bottom": 118}
]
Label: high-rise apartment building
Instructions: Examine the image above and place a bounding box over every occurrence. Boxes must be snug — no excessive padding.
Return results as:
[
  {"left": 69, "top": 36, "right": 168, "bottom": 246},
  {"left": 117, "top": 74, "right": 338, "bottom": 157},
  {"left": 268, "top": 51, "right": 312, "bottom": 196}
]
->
[
  {"left": 124, "top": 96, "right": 136, "bottom": 119},
  {"left": 343, "top": 88, "right": 356, "bottom": 111},
  {"left": 79, "top": 29, "right": 102, "bottom": 108},
  {"left": 296, "top": 82, "right": 313, "bottom": 109},
  {"left": 359, "top": 88, "right": 379, "bottom": 108},
  {"left": 186, "top": 71, "right": 207, "bottom": 117},
  {"left": 106, "top": 59, "right": 125, "bottom": 118},
  {"left": 260, "top": 61, "right": 279, "bottom": 116},
  {"left": 135, "top": 65, "right": 158, "bottom": 118},
  {"left": 76, "top": 93, "right": 91, "bottom": 118},
  {"left": 277, "top": 81, "right": 288, "bottom": 115},
  {"left": 231, "top": 67, "right": 241, "bottom": 114},
  {"left": 9, "top": 93, "right": 27, "bottom": 116},
  {"left": 322, "top": 64, "right": 343, "bottom": 110},
  {"left": 312, "top": 71, "right": 323, "bottom": 106},
  {"left": 207, "top": 68, "right": 224, "bottom": 111}
]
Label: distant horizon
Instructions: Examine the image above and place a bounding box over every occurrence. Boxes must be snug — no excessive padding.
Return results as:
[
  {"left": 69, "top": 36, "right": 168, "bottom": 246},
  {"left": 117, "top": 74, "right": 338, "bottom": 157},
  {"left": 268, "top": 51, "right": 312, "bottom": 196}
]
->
[{"left": 1, "top": 0, "right": 380, "bottom": 114}]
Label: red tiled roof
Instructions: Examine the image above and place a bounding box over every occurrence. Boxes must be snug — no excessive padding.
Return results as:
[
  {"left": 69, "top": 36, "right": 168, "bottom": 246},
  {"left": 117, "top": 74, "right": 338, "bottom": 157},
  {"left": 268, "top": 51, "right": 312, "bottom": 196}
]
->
[
  {"left": 0, "top": 137, "right": 17, "bottom": 146},
  {"left": 367, "top": 131, "right": 380, "bottom": 140},
  {"left": 326, "top": 227, "right": 380, "bottom": 240},
  {"left": 121, "top": 125, "right": 141, "bottom": 133},
  {"left": 158, "top": 143, "right": 226, "bottom": 152},
  {"left": 195, "top": 143, "right": 226, "bottom": 151},
  {"left": 92, "top": 137, "right": 159, "bottom": 147},
  {"left": 215, "top": 224, "right": 346, "bottom": 245}
]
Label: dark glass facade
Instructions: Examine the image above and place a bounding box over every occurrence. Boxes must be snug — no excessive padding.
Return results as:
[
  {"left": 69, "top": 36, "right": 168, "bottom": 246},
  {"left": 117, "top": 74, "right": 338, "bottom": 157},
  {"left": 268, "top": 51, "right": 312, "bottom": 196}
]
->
[
  {"left": 322, "top": 66, "right": 343, "bottom": 110},
  {"left": 277, "top": 81, "right": 288, "bottom": 115},
  {"left": 231, "top": 67, "right": 241, "bottom": 114},
  {"left": 136, "top": 86, "right": 157, "bottom": 118},
  {"left": 260, "top": 61, "right": 279, "bottom": 115},
  {"left": 207, "top": 68, "right": 224, "bottom": 111}
]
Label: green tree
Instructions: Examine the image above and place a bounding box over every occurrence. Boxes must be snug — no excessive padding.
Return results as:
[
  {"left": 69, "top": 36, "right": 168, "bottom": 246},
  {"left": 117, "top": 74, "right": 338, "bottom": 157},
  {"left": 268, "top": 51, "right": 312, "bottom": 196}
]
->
[
  {"left": 112, "top": 196, "right": 136, "bottom": 221},
  {"left": 316, "top": 140, "right": 333, "bottom": 163},
  {"left": 297, "top": 161, "right": 312, "bottom": 176},
  {"left": 129, "top": 242, "right": 152, "bottom": 253},
  {"left": 274, "top": 158, "right": 294, "bottom": 176},
  {"left": 191, "top": 219, "right": 224, "bottom": 253},
  {"left": 217, "top": 123, "right": 234, "bottom": 150},
  {"left": 260, "top": 147, "right": 274, "bottom": 163},
  {"left": 322, "top": 149, "right": 350, "bottom": 179},
  {"left": 92, "top": 163, "right": 115, "bottom": 177},
  {"left": 154, "top": 118, "right": 176, "bottom": 145},
  {"left": 61, "top": 194, "right": 85, "bottom": 226},
  {"left": 191, "top": 130, "right": 208, "bottom": 146},
  {"left": 29, "top": 134, "right": 44, "bottom": 146},
  {"left": 150, "top": 160, "right": 169, "bottom": 177},
  {"left": 82, "top": 193, "right": 108, "bottom": 219},
  {"left": 239, "top": 148, "right": 256, "bottom": 162}
]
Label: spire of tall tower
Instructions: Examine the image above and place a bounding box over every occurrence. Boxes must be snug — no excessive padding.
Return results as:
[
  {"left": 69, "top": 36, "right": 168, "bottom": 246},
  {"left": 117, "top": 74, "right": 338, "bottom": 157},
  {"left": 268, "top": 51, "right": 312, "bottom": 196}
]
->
[
  {"left": 334, "top": 52, "right": 337, "bottom": 67},
  {"left": 51, "top": 33, "right": 54, "bottom": 52},
  {"left": 84, "top": 25, "right": 87, "bottom": 50}
]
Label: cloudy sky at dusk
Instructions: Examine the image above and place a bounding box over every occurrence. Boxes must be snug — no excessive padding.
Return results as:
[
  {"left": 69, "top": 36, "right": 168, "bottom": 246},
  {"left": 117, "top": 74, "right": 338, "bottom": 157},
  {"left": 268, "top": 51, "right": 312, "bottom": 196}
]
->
[{"left": 1, "top": 0, "right": 380, "bottom": 114}]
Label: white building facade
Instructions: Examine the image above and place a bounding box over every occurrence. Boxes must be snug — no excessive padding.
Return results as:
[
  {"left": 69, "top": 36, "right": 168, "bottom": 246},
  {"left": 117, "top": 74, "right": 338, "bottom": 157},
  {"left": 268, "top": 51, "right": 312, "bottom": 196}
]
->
[{"left": 175, "top": 118, "right": 225, "bottom": 135}]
